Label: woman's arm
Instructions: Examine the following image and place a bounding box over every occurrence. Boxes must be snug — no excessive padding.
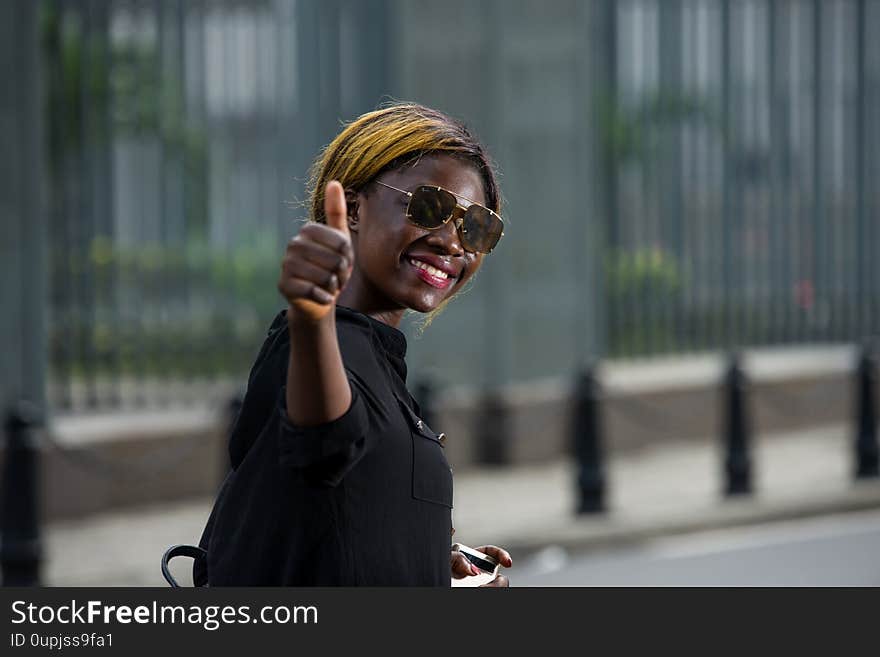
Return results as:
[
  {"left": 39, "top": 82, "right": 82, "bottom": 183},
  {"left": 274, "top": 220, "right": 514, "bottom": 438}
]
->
[{"left": 277, "top": 181, "right": 355, "bottom": 426}]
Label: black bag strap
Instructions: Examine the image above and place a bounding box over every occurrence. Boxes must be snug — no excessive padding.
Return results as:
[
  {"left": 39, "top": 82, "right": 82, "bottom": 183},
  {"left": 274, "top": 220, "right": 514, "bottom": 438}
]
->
[{"left": 161, "top": 544, "right": 208, "bottom": 587}]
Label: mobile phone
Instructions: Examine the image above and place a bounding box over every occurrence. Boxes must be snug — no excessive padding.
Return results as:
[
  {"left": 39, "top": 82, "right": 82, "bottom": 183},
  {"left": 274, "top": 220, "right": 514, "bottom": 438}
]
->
[{"left": 457, "top": 545, "right": 498, "bottom": 574}]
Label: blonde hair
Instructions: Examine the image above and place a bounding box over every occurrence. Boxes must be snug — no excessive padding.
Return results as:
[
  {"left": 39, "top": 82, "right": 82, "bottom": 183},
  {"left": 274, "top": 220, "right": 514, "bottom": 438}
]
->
[{"left": 306, "top": 102, "right": 501, "bottom": 330}]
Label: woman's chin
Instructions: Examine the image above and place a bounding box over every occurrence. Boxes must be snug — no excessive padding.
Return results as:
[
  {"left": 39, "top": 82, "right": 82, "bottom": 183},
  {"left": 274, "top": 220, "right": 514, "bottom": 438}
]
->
[
  {"left": 406, "top": 298, "right": 440, "bottom": 314},
  {"left": 403, "top": 290, "right": 451, "bottom": 314},
  {"left": 395, "top": 275, "right": 462, "bottom": 313}
]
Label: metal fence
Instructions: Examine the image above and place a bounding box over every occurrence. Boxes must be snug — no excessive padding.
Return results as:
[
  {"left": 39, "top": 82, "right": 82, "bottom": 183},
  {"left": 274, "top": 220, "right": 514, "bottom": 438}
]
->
[
  {"left": 40, "top": 0, "right": 393, "bottom": 410},
  {"left": 28, "top": 0, "right": 880, "bottom": 412},
  {"left": 600, "top": 0, "right": 880, "bottom": 357}
]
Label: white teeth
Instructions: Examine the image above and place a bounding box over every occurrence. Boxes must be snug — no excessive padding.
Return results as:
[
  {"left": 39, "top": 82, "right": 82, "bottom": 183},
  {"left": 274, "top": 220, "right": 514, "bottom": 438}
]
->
[{"left": 409, "top": 258, "right": 449, "bottom": 279}]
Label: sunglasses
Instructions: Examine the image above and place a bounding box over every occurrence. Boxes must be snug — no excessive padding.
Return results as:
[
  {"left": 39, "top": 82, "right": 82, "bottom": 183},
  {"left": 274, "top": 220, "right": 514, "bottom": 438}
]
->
[{"left": 374, "top": 180, "right": 504, "bottom": 254}]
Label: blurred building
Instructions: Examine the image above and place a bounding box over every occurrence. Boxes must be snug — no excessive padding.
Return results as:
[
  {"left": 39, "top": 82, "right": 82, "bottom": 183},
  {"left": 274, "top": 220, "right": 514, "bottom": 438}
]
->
[{"left": 3, "top": 0, "right": 880, "bottom": 415}]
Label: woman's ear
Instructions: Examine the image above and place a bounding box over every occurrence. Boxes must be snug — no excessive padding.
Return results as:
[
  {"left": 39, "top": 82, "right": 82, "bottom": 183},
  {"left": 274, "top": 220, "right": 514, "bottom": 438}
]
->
[{"left": 344, "top": 189, "right": 359, "bottom": 233}]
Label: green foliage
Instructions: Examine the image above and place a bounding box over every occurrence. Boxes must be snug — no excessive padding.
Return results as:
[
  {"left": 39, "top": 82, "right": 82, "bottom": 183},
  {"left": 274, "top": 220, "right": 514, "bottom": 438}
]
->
[
  {"left": 604, "top": 247, "right": 682, "bottom": 357},
  {"left": 41, "top": 1, "right": 228, "bottom": 383},
  {"left": 605, "top": 246, "right": 680, "bottom": 300},
  {"left": 598, "top": 90, "right": 717, "bottom": 164},
  {"left": 50, "top": 234, "right": 283, "bottom": 380},
  {"left": 41, "top": 0, "right": 208, "bottom": 233}
]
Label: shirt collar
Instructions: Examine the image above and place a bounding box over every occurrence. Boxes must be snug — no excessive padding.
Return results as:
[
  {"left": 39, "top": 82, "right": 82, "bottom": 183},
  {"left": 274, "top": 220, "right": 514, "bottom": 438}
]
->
[{"left": 335, "top": 305, "right": 408, "bottom": 378}]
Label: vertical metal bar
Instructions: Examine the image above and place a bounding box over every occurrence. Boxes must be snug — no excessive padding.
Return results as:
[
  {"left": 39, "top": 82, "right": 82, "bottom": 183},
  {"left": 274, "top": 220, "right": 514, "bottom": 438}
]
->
[
  {"left": 0, "top": 3, "right": 46, "bottom": 585},
  {"left": 682, "top": 1, "right": 695, "bottom": 352},
  {"left": 867, "top": 1, "right": 878, "bottom": 338},
  {"left": 636, "top": 0, "right": 651, "bottom": 356},
  {"left": 94, "top": 0, "right": 119, "bottom": 407},
  {"left": 768, "top": 0, "right": 782, "bottom": 345},
  {"left": 219, "top": 0, "right": 234, "bottom": 380},
  {"left": 855, "top": 0, "right": 866, "bottom": 339},
  {"left": 80, "top": 0, "right": 95, "bottom": 407},
  {"left": 0, "top": 0, "right": 47, "bottom": 415},
  {"left": 46, "top": 0, "right": 69, "bottom": 411},
  {"left": 319, "top": 0, "right": 342, "bottom": 139},
  {"left": 359, "top": 0, "right": 391, "bottom": 109},
  {"left": 272, "top": 0, "right": 286, "bottom": 249},
  {"left": 811, "top": 0, "right": 823, "bottom": 344},
  {"left": 70, "top": 2, "right": 86, "bottom": 409},
  {"left": 750, "top": 0, "right": 765, "bottom": 346},
  {"left": 698, "top": 0, "right": 715, "bottom": 353},
  {"left": 80, "top": 0, "right": 99, "bottom": 409},
  {"left": 155, "top": 0, "right": 169, "bottom": 398},
  {"left": 828, "top": 2, "right": 843, "bottom": 343},
  {"left": 174, "top": 0, "right": 192, "bottom": 395},
  {"left": 693, "top": 1, "right": 705, "bottom": 351},
  {"left": 20, "top": 0, "right": 48, "bottom": 415},
  {"left": 794, "top": 1, "right": 808, "bottom": 344},
  {"left": 192, "top": 0, "right": 210, "bottom": 391},
  {"left": 778, "top": 0, "right": 793, "bottom": 346},
  {"left": 295, "top": 0, "right": 321, "bottom": 197},
  {"left": 697, "top": 0, "right": 711, "bottom": 353},
  {"left": 738, "top": 0, "right": 751, "bottom": 347},
  {"left": 131, "top": 0, "right": 150, "bottom": 406},
  {"left": 66, "top": 0, "right": 84, "bottom": 410},
  {"left": 153, "top": 0, "right": 169, "bottom": 403},
  {"left": 473, "top": 0, "right": 511, "bottom": 464},
  {"left": 273, "top": 0, "right": 298, "bottom": 279},
  {"left": 577, "top": 0, "right": 607, "bottom": 363},
  {"left": 479, "top": 0, "right": 507, "bottom": 389},
  {"left": 659, "top": 0, "right": 683, "bottom": 355},
  {"left": 600, "top": 0, "right": 618, "bottom": 357},
  {"left": 721, "top": 0, "right": 733, "bottom": 350}
]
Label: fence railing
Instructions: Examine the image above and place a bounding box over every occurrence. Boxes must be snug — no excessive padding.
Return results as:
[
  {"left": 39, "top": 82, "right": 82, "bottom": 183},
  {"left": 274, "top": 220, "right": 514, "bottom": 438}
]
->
[{"left": 31, "top": 0, "right": 880, "bottom": 412}]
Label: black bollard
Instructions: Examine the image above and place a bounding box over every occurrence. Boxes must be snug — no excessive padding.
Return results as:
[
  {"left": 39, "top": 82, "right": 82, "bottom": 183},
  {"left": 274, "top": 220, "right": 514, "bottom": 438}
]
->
[
  {"left": 475, "top": 392, "right": 509, "bottom": 466},
  {"left": 413, "top": 378, "right": 437, "bottom": 431},
  {"left": 854, "top": 343, "right": 879, "bottom": 479},
  {"left": 722, "top": 352, "right": 752, "bottom": 496},
  {"left": 1, "top": 400, "right": 44, "bottom": 586},
  {"left": 573, "top": 366, "right": 606, "bottom": 514}
]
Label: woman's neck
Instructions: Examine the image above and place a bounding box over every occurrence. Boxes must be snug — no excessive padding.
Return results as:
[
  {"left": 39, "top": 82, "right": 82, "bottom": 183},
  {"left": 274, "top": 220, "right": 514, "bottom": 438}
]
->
[{"left": 336, "top": 275, "right": 406, "bottom": 329}]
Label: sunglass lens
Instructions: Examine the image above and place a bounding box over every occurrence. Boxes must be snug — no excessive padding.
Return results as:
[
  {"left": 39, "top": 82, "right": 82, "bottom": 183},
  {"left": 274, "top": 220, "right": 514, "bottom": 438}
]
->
[
  {"left": 462, "top": 205, "right": 503, "bottom": 253},
  {"left": 408, "top": 186, "right": 457, "bottom": 229}
]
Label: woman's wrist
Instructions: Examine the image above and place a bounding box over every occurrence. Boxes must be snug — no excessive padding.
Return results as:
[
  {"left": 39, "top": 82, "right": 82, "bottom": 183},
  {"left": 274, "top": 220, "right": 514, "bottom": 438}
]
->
[{"left": 287, "top": 303, "right": 336, "bottom": 332}]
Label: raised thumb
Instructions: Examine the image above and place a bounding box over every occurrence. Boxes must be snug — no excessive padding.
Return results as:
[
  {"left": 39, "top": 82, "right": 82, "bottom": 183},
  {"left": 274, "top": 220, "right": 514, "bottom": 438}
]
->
[{"left": 324, "top": 180, "right": 349, "bottom": 235}]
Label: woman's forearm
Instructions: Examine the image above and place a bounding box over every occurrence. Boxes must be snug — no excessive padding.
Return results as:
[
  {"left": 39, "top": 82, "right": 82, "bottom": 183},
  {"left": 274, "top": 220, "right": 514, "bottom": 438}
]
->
[{"left": 285, "top": 308, "right": 352, "bottom": 426}]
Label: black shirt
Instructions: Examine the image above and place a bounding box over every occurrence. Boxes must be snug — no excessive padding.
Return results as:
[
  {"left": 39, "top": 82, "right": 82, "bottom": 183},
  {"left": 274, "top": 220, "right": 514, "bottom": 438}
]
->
[{"left": 194, "top": 305, "right": 453, "bottom": 586}]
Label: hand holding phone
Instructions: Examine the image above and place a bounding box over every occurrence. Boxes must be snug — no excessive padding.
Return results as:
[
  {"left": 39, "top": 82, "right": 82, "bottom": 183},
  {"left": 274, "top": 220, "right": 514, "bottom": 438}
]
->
[{"left": 451, "top": 544, "right": 500, "bottom": 588}]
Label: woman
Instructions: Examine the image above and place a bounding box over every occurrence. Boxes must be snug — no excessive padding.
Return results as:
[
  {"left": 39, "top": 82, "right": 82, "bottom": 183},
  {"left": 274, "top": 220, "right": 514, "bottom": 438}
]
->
[{"left": 195, "top": 102, "right": 512, "bottom": 586}]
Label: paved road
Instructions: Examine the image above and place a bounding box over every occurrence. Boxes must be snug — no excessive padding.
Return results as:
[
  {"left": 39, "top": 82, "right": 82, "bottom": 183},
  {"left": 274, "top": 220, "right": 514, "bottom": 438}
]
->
[{"left": 511, "top": 509, "right": 880, "bottom": 586}]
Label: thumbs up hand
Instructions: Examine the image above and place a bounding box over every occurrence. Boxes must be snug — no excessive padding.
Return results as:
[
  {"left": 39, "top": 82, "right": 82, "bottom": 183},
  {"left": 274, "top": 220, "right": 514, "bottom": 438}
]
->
[{"left": 278, "top": 181, "right": 355, "bottom": 323}]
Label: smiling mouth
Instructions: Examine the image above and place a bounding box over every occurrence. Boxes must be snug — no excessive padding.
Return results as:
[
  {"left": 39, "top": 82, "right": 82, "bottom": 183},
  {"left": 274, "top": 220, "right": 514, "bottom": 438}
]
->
[{"left": 406, "top": 257, "right": 454, "bottom": 289}]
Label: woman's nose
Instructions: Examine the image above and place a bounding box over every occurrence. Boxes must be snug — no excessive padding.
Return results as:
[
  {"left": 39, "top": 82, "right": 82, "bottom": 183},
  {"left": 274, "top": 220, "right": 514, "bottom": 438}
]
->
[{"left": 425, "top": 212, "right": 465, "bottom": 256}]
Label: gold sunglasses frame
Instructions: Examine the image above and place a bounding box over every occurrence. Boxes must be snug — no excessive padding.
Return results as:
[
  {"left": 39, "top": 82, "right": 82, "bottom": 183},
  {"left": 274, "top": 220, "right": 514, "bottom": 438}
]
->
[{"left": 374, "top": 180, "right": 504, "bottom": 254}]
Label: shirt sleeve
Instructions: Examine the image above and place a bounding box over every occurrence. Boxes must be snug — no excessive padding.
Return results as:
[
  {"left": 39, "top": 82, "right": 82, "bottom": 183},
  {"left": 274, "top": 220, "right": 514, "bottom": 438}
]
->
[
  {"left": 276, "top": 367, "right": 384, "bottom": 486},
  {"left": 276, "top": 379, "right": 366, "bottom": 466},
  {"left": 274, "top": 314, "right": 396, "bottom": 485}
]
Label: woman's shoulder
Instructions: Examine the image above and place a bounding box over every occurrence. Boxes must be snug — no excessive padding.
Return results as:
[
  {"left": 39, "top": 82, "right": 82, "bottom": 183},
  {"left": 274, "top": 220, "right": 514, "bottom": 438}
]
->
[
  {"left": 254, "top": 307, "right": 384, "bottom": 374},
  {"left": 260, "top": 306, "right": 375, "bottom": 347}
]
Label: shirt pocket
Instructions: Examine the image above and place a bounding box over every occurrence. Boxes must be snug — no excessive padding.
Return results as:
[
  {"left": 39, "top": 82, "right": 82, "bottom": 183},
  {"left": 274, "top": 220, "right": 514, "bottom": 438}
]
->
[{"left": 396, "top": 396, "right": 453, "bottom": 508}]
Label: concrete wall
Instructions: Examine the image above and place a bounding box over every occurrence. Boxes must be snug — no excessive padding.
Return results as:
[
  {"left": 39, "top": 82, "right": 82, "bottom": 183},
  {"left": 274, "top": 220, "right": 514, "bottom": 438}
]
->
[{"left": 1, "top": 345, "right": 871, "bottom": 522}]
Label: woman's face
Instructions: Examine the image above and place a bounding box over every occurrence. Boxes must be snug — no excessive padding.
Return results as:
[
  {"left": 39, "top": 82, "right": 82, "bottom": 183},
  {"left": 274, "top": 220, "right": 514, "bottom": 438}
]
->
[{"left": 346, "top": 153, "right": 487, "bottom": 316}]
